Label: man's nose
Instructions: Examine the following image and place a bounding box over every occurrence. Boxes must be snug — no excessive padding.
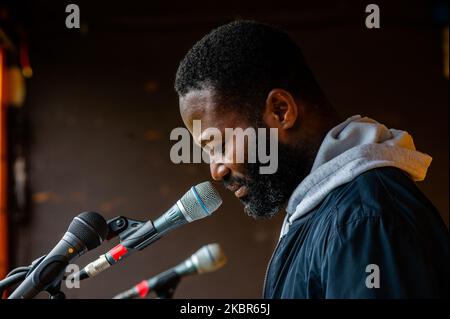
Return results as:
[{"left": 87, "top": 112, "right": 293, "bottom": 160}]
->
[{"left": 210, "top": 161, "right": 229, "bottom": 181}]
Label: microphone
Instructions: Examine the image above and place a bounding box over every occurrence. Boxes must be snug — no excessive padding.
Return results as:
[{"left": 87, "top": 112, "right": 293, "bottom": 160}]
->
[
  {"left": 8, "top": 211, "right": 108, "bottom": 299},
  {"left": 76, "top": 181, "right": 222, "bottom": 280},
  {"left": 113, "top": 243, "right": 227, "bottom": 299}
]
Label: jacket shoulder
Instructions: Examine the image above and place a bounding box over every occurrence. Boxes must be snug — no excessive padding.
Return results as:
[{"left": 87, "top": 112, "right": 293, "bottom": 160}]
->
[{"left": 328, "top": 166, "right": 432, "bottom": 227}]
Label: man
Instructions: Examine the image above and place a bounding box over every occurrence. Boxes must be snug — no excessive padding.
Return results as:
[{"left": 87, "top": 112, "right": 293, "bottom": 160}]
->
[{"left": 174, "top": 20, "right": 449, "bottom": 298}]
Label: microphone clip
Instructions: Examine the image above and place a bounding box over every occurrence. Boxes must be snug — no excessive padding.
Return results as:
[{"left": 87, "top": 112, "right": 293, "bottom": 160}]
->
[{"left": 106, "top": 216, "right": 146, "bottom": 242}]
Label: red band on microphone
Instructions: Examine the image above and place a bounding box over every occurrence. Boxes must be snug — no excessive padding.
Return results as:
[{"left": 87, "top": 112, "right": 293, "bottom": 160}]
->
[
  {"left": 135, "top": 280, "right": 150, "bottom": 298},
  {"left": 109, "top": 244, "right": 128, "bottom": 261}
]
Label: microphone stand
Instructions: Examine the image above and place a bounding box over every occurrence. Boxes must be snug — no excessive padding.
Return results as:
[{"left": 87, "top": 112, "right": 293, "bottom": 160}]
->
[
  {"left": 1, "top": 255, "right": 67, "bottom": 299},
  {"left": 2, "top": 215, "right": 146, "bottom": 299},
  {"left": 46, "top": 280, "right": 65, "bottom": 299},
  {"left": 0, "top": 255, "right": 45, "bottom": 298},
  {"left": 0, "top": 272, "right": 28, "bottom": 296}
]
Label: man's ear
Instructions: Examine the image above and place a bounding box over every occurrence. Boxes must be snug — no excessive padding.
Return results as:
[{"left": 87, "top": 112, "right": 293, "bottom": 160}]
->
[{"left": 262, "top": 89, "right": 299, "bottom": 129}]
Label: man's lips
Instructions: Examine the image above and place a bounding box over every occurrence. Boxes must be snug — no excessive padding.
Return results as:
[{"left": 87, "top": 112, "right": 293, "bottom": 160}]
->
[
  {"left": 226, "top": 184, "right": 248, "bottom": 198},
  {"left": 234, "top": 185, "right": 248, "bottom": 198}
]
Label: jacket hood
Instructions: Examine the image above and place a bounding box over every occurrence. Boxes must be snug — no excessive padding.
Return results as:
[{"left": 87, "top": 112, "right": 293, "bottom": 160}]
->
[{"left": 280, "top": 115, "right": 432, "bottom": 238}]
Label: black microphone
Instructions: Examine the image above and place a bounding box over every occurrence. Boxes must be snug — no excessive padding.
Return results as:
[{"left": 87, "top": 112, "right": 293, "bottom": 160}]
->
[
  {"left": 75, "top": 181, "right": 222, "bottom": 280},
  {"left": 113, "top": 243, "right": 227, "bottom": 299},
  {"left": 8, "top": 211, "right": 108, "bottom": 299}
]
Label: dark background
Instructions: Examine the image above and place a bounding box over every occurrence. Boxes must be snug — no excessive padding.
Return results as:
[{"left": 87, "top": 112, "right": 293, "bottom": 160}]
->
[{"left": 4, "top": 0, "right": 449, "bottom": 298}]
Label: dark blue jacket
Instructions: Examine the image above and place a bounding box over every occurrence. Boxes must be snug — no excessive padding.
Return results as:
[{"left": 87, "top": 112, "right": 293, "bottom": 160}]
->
[{"left": 263, "top": 167, "right": 449, "bottom": 298}]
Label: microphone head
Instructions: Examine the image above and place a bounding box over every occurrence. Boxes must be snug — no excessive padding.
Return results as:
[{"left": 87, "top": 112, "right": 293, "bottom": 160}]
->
[
  {"left": 179, "top": 181, "right": 222, "bottom": 221},
  {"left": 191, "top": 243, "right": 227, "bottom": 274},
  {"left": 69, "top": 211, "right": 108, "bottom": 250}
]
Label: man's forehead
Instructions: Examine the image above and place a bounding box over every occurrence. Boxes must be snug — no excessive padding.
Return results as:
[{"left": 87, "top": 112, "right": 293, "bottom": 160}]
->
[
  {"left": 179, "top": 89, "right": 216, "bottom": 120},
  {"left": 179, "top": 90, "right": 252, "bottom": 144},
  {"left": 180, "top": 89, "right": 241, "bottom": 128},
  {"left": 179, "top": 90, "right": 221, "bottom": 144}
]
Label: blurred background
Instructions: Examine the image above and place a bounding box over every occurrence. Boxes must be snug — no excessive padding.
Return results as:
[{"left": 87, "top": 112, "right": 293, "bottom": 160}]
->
[{"left": 0, "top": 0, "right": 448, "bottom": 298}]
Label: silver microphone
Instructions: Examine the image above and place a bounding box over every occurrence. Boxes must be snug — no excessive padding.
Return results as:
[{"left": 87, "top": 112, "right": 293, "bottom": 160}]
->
[
  {"left": 75, "top": 182, "right": 222, "bottom": 280},
  {"left": 113, "top": 243, "right": 227, "bottom": 299}
]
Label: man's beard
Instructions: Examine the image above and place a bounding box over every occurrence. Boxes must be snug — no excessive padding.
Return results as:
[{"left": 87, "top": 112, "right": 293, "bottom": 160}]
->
[{"left": 224, "top": 139, "right": 315, "bottom": 220}]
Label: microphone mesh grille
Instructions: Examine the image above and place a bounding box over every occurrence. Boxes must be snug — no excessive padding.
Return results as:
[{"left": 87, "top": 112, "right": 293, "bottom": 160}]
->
[
  {"left": 194, "top": 243, "right": 227, "bottom": 274},
  {"left": 68, "top": 211, "right": 108, "bottom": 250},
  {"left": 179, "top": 181, "right": 222, "bottom": 221}
]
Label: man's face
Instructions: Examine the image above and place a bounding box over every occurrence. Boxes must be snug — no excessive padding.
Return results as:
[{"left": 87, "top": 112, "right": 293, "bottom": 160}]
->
[{"left": 180, "top": 89, "right": 312, "bottom": 219}]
